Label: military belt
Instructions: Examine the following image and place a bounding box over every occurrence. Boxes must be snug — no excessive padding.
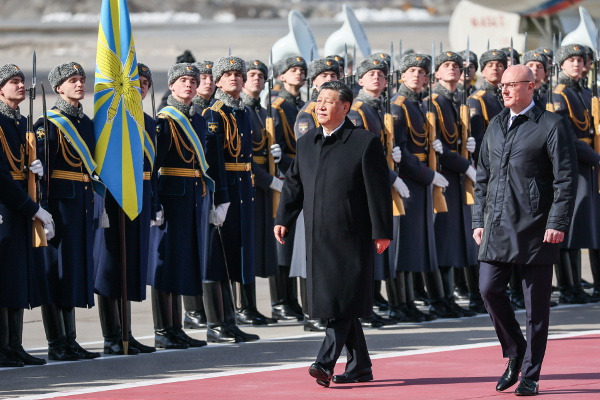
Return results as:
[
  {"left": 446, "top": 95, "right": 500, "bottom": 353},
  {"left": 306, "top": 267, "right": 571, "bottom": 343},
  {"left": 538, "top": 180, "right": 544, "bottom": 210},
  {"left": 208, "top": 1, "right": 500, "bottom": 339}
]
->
[
  {"left": 253, "top": 156, "right": 267, "bottom": 165},
  {"left": 225, "top": 162, "right": 252, "bottom": 172},
  {"left": 286, "top": 153, "right": 296, "bottom": 159},
  {"left": 143, "top": 171, "right": 151, "bottom": 181},
  {"left": 159, "top": 167, "right": 202, "bottom": 178},
  {"left": 413, "top": 152, "right": 427, "bottom": 162},
  {"left": 10, "top": 171, "right": 24, "bottom": 181},
  {"left": 51, "top": 170, "right": 91, "bottom": 182},
  {"left": 579, "top": 137, "right": 592, "bottom": 145}
]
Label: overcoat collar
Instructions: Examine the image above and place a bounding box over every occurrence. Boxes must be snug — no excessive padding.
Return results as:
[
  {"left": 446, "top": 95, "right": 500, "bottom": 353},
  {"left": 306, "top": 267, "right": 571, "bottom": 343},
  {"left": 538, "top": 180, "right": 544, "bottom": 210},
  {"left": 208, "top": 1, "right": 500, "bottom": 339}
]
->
[
  {"left": 314, "top": 117, "right": 354, "bottom": 143},
  {"left": 497, "top": 102, "right": 544, "bottom": 131}
]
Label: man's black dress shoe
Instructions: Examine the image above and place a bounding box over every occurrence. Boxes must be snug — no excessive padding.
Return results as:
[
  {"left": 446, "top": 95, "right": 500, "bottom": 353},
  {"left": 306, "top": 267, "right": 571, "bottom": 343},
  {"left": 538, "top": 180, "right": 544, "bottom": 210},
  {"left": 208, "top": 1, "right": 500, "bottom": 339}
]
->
[
  {"left": 496, "top": 356, "right": 523, "bottom": 391},
  {"left": 308, "top": 363, "right": 332, "bottom": 387},
  {"left": 332, "top": 369, "right": 373, "bottom": 383},
  {"left": 515, "top": 378, "right": 539, "bottom": 396},
  {"left": 103, "top": 337, "right": 140, "bottom": 355}
]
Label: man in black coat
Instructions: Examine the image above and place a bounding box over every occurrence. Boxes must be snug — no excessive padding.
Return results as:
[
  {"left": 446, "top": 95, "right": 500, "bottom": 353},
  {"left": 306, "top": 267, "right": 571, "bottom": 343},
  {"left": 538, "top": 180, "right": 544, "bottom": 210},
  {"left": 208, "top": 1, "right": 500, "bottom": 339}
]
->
[
  {"left": 274, "top": 81, "right": 393, "bottom": 387},
  {"left": 473, "top": 65, "right": 577, "bottom": 396}
]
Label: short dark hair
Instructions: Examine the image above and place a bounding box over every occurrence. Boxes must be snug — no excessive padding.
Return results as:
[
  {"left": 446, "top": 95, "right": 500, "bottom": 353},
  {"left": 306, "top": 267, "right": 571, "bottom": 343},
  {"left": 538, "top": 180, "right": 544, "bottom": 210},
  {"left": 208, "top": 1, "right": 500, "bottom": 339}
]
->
[{"left": 318, "top": 80, "right": 353, "bottom": 105}]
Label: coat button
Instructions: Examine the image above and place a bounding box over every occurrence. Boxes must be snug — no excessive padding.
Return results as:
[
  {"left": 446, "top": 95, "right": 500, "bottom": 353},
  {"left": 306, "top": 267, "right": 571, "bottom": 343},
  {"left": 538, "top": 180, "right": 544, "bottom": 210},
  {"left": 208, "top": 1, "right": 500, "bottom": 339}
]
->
[
  {"left": 84, "top": 186, "right": 88, "bottom": 190},
  {"left": 241, "top": 200, "right": 243, "bottom": 204},
  {"left": 195, "top": 182, "right": 198, "bottom": 186}
]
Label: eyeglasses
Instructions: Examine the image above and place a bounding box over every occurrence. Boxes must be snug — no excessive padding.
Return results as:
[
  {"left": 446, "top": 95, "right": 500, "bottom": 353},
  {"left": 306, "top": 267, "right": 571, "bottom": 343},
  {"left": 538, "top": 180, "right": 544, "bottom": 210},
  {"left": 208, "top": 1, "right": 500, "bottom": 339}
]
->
[{"left": 498, "top": 81, "right": 532, "bottom": 90}]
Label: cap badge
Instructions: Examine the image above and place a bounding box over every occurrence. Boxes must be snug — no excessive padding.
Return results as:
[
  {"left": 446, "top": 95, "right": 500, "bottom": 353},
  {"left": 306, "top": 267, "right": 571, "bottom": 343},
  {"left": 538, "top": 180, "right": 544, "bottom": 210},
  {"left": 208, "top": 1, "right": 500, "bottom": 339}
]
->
[
  {"left": 326, "top": 61, "right": 332, "bottom": 66},
  {"left": 573, "top": 46, "right": 579, "bottom": 50},
  {"left": 254, "top": 61, "right": 260, "bottom": 65},
  {"left": 186, "top": 66, "right": 192, "bottom": 71},
  {"left": 416, "top": 56, "right": 422, "bottom": 61},
  {"left": 229, "top": 59, "right": 235, "bottom": 64},
  {"left": 446, "top": 52, "right": 452, "bottom": 56},
  {"left": 206, "top": 64, "right": 212, "bottom": 68},
  {"left": 296, "top": 57, "right": 302, "bottom": 62}
]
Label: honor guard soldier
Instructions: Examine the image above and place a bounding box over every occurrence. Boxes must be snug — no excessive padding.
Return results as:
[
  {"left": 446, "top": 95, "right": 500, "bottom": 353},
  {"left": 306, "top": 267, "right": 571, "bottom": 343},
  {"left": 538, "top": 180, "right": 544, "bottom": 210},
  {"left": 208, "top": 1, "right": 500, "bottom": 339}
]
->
[
  {"left": 535, "top": 47, "right": 554, "bottom": 95},
  {"left": 388, "top": 54, "right": 442, "bottom": 322},
  {"left": 94, "top": 63, "right": 157, "bottom": 355},
  {"left": 458, "top": 50, "right": 478, "bottom": 97},
  {"left": 551, "top": 44, "right": 600, "bottom": 304},
  {"left": 428, "top": 51, "right": 479, "bottom": 316},
  {"left": 348, "top": 57, "right": 410, "bottom": 327},
  {"left": 292, "top": 57, "right": 340, "bottom": 332},
  {"left": 501, "top": 47, "right": 520, "bottom": 66},
  {"left": 183, "top": 60, "right": 215, "bottom": 330},
  {"left": 269, "top": 56, "right": 306, "bottom": 322},
  {"left": 238, "top": 59, "right": 279, "bottom": 325},
  {"left": 0, "top": 64, "right": 53, "bottom": 367},
  {"left": 467, "top": 49, "right": 506, "bottom": 165},
  {"left": 202, "top": 56, "right": 260, "bottom": 343},
  {"left": 158, "top": 50, "right": 196, "bottom": 110},
  {"left": 148, "top": 63, "right": 212, "bottom": 349},
  {"left": 522, "top": 51, "right": 549, "bottom": 104},
  {"left": 37, "top": 62, "right": 100, "bottom": 361}
]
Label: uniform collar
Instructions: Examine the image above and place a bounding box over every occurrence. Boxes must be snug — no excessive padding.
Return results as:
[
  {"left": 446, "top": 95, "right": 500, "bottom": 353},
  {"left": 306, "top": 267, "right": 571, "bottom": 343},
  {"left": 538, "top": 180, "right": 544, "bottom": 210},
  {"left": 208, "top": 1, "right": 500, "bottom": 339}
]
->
[
  {"left": 167, "top": 95, "right": 195, "bottom": 117},
  {"left": 240, "top": 91, "right": 261, "bottom": 110},
  {"left": 315, "top": 117, "right": 353, "bottom": 143},
  {"left": 279, "top": 87, "right": 304, "bottom": 109},
  {"left": 0, "top": 99, "right": 20, "bottom": 120},
  {"left": 356, "top": 89, "right": 382, "bottom": 110},
  {"left": 214, "top": 88, "right": 245, "bottom": 110},
  {"left": 55, "top": 97, "right": 84, "bottom": 118},
  {"left": 398, "top": 84, "right": 421, "bottom": 102}
]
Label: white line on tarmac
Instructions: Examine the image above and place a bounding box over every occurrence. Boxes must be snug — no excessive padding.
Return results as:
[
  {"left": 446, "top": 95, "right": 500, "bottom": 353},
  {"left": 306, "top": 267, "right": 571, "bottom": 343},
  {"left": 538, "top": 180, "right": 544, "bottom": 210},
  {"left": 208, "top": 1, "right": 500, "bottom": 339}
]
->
[{"left": 9, "top": 329, "right": 600, "bottom": 400}]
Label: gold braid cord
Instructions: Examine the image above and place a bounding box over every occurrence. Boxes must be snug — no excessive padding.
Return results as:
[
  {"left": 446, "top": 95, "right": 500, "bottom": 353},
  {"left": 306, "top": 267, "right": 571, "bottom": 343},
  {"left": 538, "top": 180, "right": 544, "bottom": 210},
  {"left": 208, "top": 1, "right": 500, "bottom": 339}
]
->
[
  {"left": 471, "top": 91, "right": 490, "bottom": 129},
  {"left": 400, "top": 103, "right": 428, "bottom": 147},
  {"left": 58, "top": 131, "right": 83, "bottom": 168},
  {"left": 555, "top": 88, "right": 590, "bottom": 132},
  {"left": 432, "top": 97, "right": 458, "bottom": 145},
  {"left": 273, "top": 99, "right": 296, "bottom": 153},
  {"left": 252, "top": 128, "right": 267, "bottom": 152},
  {"left": 0, "top": 125, "right": 24, "bottom": 175},
  {"left": 166, "top": 118, "right": 196, "bottom": 164}
]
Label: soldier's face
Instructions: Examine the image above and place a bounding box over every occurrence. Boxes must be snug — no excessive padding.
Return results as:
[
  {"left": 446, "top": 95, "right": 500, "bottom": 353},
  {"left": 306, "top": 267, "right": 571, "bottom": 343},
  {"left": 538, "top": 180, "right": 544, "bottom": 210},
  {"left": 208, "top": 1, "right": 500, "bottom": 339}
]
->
[
  {"left": 57, "top": 75, "right": 86, "bottom": 102},
  {"left": 216, "top": 71, "right": 244, "bottom": 95},
  {"left": 460, "top": 62, "right": 476, "bottom": 83},
  {"left": 561, "top": 56, "right": 584, "bottom": 79},
  {"left": 481, "top": 61, "right": 505, "bottom": 85},
  {"left": 197, "top": 74, "right": 215, "bottom": 99},
  {"left": 401, "top": 67, "right": 427, "bottom": 92},
  {"left": 358, "top": 69, "right": 386, "bottom": 94},
  {"left": 313, "top": 71, "right": 338, "bottom": 91},
  {"left": 139, "top": 76, "right": 150, "bottom": 100},
  {"left": 315, "top": 89, "right": 349, "bottom": 128},
  {"left": 525, "top": 61, "right": 545, "bottom": 84},
  {"left": 280, "top": 66, "right": 305, "bottom": 87},
  {"left": 435, "top": 61, "right": 460, "bottom": 84},
  {"left": 169, "top": 76, "right": 198, "bottom": 104},
  {"left": 0, "top": 76, "right": 26, "bottom": 104},
  {"left": 244, "top": 70, "right": 265, "bottom": 95}
]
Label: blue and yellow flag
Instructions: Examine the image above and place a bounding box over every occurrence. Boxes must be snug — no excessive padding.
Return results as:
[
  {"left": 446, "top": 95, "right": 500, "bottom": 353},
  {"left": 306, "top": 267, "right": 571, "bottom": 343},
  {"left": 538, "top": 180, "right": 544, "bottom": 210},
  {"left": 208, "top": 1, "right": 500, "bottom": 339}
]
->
[{"left": 93, "top": 0, "right": 145, "bottom": 220}]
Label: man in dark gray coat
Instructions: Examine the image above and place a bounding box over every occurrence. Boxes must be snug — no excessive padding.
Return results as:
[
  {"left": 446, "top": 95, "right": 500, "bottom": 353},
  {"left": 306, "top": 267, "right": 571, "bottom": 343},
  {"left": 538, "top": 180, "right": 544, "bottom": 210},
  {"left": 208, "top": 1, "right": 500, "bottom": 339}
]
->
[
  {"left": 473, "top": 65, "right": 577, "bottom": 396},
  {"left": 274, "top": 81, "right": 393, "bottom": 387}
]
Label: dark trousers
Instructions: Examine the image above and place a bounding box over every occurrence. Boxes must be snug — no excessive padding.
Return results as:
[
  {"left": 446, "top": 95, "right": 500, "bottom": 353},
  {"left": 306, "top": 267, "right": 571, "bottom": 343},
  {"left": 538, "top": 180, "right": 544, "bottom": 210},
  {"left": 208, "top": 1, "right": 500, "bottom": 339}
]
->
[
  {"left": 315, "top": 318, "right": 371, "bottom": 373},
  {"left": 479, "top": 261, "right": 553, "bottom": 381}
]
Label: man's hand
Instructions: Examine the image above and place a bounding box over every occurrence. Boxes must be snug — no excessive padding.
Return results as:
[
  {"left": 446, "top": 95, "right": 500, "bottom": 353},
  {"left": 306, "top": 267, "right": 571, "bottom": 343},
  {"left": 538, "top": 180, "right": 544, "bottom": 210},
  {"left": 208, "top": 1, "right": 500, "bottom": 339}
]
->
[
  {"left": 274, "top": 225, "right": 288, "bottom": 245},
  {"left": 269, "top": 176, "right": 284, "bottom": 192},
  {"left": 466, "top": 137, "right": 476, "bottom": 153},
  {"left": 473, "top": 228, "right": 483, "bottom": 245},
  {"left": 543, "top": 229, "right": 565, "bottom": 244},
  {"left": 209, "top": 202, "right": 230, "bottom": 227},
  {"left": 392, "top": 146, "right": 401, "bottom": 163},
  {"left": 432, "top": 139, "right": 443, "bottom": 154},
  {"left": 34, "top": 207, "right": 53, "bottom": 226},
  {"left": 465, "top": 165, "right": 477, "bottom": 182},
  {"left": 30, "top": 159, "right": 44, "bottom": 178},
  {"left": 150, "top": 209, "right": 164, "bottom": 227},
  {"left": 375, "top": 239, "right": 390, "bottom": 254},
  {"left": 270, "top": 144, "right": 282, "bottom": 163},
  {"left": 0, "top": 214, "right": 3, "bottom": 224},
  {"left": 432, "top": 172, "right": 449, "bottom": 188},
  {"left": 392, "top": 177, "right": 410, "bottom": 198}
]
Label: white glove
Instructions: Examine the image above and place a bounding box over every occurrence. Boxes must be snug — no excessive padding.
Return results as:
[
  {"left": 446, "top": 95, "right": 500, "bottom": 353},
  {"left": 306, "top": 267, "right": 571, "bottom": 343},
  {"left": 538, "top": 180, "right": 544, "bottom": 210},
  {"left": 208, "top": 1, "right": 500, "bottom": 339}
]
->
[
  {"left": 392, "top": 146, "right": 401, "bottom": 163},
  {"left": 432, "top": 139, "right": 443, "bottom": 154},
  {"left": 30, "top": 159, "right": 44, "bottom": 178},
  {"left": 150, "top": 209, "right": 164, "bottom": 227},
  {"left": 269, "top": 177, "right": 283, "bottom": 192},
  {"left": 432, "top": 172, "right": 449, "bottom": 188},
  {"left": 0, "top": 214, "right": 3, "bottom": 224},
  {"left": 34, "top": 206, "right": 53, "bottom": 226},
  {"left": 466, "top": 137, "right": 476, "bottom": 153},
  {"left": 270, "top": 144, "right": 282, "bottom": 163},
  {"left": 44, "top": 222, "right": 55, "bottom": 241},
  {"left": 209, "top": 202, "right": 230, "bottom": 227},
  {"left": 465, "top": 165, "right": 477, "bottom": 182},
  {"left": 392, "top": 177, "right": 410, "bottom": 198}
]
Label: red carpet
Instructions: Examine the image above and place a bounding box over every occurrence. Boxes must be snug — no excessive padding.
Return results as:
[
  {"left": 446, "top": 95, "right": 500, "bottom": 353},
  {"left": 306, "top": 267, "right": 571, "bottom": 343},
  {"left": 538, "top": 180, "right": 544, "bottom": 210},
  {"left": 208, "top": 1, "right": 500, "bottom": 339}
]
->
[{"left": 50, "top": 334, "right": 600, "bottom": 400}]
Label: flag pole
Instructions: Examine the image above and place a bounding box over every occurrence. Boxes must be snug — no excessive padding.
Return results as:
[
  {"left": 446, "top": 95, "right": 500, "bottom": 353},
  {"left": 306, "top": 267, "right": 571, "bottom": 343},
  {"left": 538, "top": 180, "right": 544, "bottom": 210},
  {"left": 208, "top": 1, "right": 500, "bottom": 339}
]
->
[{"left": 120, "top": 208, "right": 129, "bottom": 355}]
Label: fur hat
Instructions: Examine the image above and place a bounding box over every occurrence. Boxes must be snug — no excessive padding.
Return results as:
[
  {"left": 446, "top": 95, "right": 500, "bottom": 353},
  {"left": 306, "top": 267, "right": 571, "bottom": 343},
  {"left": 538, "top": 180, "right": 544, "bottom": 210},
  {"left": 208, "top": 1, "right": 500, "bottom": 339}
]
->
[
  {"left": 356, "top": 58, "right": 388, "bottom": 79},
  {"left": 307, "top": 58, "right": 340, "bottom": 80},
  {"left": 193, "top": 61, "right": 213, "bottom": 76},
  {"left": 369, "top": 52, "right": 391, "bottom": 68},
  {"left": 555, "top": 44, "right": 587, "bottom": 67},
  {"left": 501, "top": 47, "right": 520, "bottom": 64},
  {"left": 522, "top": 50, "right": 549, "bottom": 72},
  {"left": 479, "top": 49, "right": 508, "bottom": 70},
  {"left": 459, "top": 50, "right": 478, "bottom": 72},
  {"left": 434, "top": 51, "right": 464, "bottom": 72},
  {"left": 213, "top": 56, "right": 246, "bottom": 83},
  {"left": 137, "top": 63, "right": 152, "bottom": 87},
  {"left": 399, "top": 53, "right": 430, "bottom": 74},
  {"left": 0, "top": 64, "right": 25, "bottom": 88},
  {"left": 48, "top": 62, "right": 86, "bottom": 93},
  {"left": 168, "top": 63, "right": 200, "bottom": 85},
  {"left": 327, "top": 55, "right": 345, "bottom": 69},
  {"left": 274, "top": 56, "right": 307, "bottom": 77},
  {"left": 246, "top": 59, "right": 268, "bottom": 78}
]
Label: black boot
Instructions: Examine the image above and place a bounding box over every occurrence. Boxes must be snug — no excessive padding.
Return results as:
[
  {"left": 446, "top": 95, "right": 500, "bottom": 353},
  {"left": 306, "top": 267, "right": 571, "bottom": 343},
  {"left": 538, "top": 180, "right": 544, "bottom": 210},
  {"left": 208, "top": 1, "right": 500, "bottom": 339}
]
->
[
  {"left": 299, "top": 277, "right": 327, "bottom": 331},
  {"left": 373, "top": 280, "right": 390, "bottom": 312},
  {"left": 404, "top": 272, "right": 435, "bottom": 321},
  {"left": 172, "top": 294, "right": 207, "bottom": 348},
  {"left": 445, "top": 295, "right": 476, "bottom": 317},
  {"left": 569, "top": 249, "right": 590, "bottom": 303},
  {"left": 183, "top": 295, "right": 207, "bottom": 329},
  {"left": 129, "top": 334, "right": 156, "bottom": 353},
  {"left": 385, "top": 274, "right": 406, "bottom": 322},
  {"left": 269, "top": 267, "right": 302, "bottom": 321},
  {"left": 589, "top": 249, "right": 600, "bottom": 302},
  {"left": 8, "top": 308, "right": 46, "bottom": 365},
  {"left": 98, "top": 296, "right": 138, "bottom": 355},
  {"left": 453, "top": 268, "right": 469, "bottom": 300},
  {"left": 465, "top": 264, "right": 487, "bottom": 313},
  {"left": 0, "top": 308, "right": 24, "bottom": 368},
  {"left": 236, "top": 282, "right": 275, "bottom": 325},
  {"left": 63, "top": 306, "right": 100, "bottom": 359},
  {"left": 41, "top": 304, "right": 79, "bottom": 361},
  {"left": 152, "top": 289, "right": 188, "bottom": 349},
  {"left": 413, "top": 273, "right": 430, "bottom": 305},
  {"left": 223, "top": 281, "right": 259, "bottom": 342},
  {"left": 556, "top": 250, "right": 581, "bottom": 304},
  {"left": 203, "top": 281, "right": 238, "bottom": 343}
]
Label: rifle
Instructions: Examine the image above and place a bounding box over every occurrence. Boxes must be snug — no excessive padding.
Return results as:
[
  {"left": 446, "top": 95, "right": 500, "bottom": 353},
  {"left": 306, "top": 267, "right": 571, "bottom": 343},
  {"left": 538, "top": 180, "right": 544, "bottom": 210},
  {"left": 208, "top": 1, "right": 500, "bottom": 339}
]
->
[
  {"left": 396, "top": 40, "right": 402, "bottom": 92},
  {"left": 40, "top": 83, "right": 49, "bottom": 203},
  {"left": 26, "top": 51, "right": 47, "bottom": 247},
  {"left": 593, "top": 31, "right": 600, "bottom": 192},
  {"left": 351, "top": 45, "right": 357, "bottom": 92},
  {"left": 546, "top": 34, "right": 557, "bottom": 112},
  {"left": 386, "top": 42, "right": 405, "bottom": 216},
  {"left": 460, "top": 38, "right": 475, "bottom": 205},
  {"left": 266, "top": 51, "right": 280, "bottom": 217},
  {"left": 427, "top": 43, "right": 448, "bottom": 213},
  {"left": 343, "top": 44, "right": 349, "bottom": 85}
]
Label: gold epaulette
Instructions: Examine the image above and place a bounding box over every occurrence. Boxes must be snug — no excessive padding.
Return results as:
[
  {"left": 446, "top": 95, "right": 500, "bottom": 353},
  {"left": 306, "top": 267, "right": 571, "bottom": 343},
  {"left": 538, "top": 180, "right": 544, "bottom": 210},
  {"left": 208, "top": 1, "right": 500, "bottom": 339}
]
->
[
  {"left": 350, "top": 101, "right": 368, "bottom": 130},
  {"left": 210, "top": 100, "right": 224, "bottom": 112},
  {"left": 470, "top": 90, "right": 486, "bottom": 100},
  {"left": 272, "top": 97, "right": 285, "bottom": 108},
  {"left": 553, "top": 84, "right": 566, "bottom": 95},
  {"left": 351, "top": 101, "right": 364, "bottom": 111},
  {"left": 393, "top": 96, "right": 406, "bottom": 107}
]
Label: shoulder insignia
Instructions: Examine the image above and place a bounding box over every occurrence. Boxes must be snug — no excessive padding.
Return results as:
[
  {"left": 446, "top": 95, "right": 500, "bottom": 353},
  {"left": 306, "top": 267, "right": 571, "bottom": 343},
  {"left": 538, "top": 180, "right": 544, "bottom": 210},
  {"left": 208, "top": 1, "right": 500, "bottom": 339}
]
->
[
  {"left": 36, "top": 128, "right": 45, "bottom": 140},
  {"left": 431, "top": 93, "right": 439, "bottom": 100},
  {"left": 272, "top": 97, "right": 285, "bottom": 108},
  {"left": 305, "top": 102, "right": 316, "bottom": 113},
  {"left": 298, "top": 122, "right": 309, "bottom": 134},
  {"left": 210, "top": 100, "right": 224, "bottom": 112},
  {"left": 553, "top": 102, "right": 562, "bottom": 111},
  {"left": 471, "top": 90, "right": 486, "bottom": 100},
  {"left": 208, "top": 122, "right": 219, "bottom": 133},
  {"left": 469, "top": 107, "right": 477, "bottom": 117},
  {"left": 393, "top": 96, "right": 406, "bottom": 107},
  {"left": 351, "top": 101, "right": 363, "bottom": 111},
  {"left": 553, "top": 84, "right": 565, "bottom": 95}
]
